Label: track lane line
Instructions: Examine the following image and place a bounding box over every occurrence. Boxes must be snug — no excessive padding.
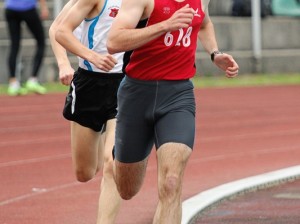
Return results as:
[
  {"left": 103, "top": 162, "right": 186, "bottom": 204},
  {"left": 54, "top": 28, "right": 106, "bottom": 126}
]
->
[{"left": 181, "top": 165, "right": 300, "bottom": 224}]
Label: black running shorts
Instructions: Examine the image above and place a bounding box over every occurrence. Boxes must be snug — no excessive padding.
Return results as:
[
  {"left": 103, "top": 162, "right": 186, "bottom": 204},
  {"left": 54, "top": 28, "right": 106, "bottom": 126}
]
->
[
  {"left": 114, "top": 76, "right": 196, "bottom": 163},
  {"left": 63, "top": 67, "right": 124, "bottom": 132}
]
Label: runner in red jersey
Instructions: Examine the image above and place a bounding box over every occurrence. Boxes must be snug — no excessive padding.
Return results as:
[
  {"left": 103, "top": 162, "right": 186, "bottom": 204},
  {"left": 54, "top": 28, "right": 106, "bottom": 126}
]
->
[{"left": 107, "top": 0, "right": 239, "bottom": 223}]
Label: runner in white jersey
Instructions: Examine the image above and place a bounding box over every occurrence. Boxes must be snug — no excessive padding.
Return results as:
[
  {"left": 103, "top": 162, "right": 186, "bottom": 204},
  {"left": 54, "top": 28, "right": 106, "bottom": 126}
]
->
[
  {"left": 49, "top": 0, "right": 123, "bottom": 223},
  {"left": 79, "top": 3, "right": 123, "bottom": 73}
]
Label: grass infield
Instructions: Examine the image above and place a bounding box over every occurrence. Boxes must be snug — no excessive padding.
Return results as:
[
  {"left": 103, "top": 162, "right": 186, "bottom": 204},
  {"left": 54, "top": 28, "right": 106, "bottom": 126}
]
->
[
  {"left": 193, "top": 73, "right": 300, "bottom": 88},
  {"left": 0, "top": 73, "right": 300, "bottom": 96}
]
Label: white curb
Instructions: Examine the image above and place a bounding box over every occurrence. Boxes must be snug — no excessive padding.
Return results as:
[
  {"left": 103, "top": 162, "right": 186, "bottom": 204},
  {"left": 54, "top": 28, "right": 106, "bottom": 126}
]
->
[{"left": 182, "top": 165, "right": 300, "bottom": 224}]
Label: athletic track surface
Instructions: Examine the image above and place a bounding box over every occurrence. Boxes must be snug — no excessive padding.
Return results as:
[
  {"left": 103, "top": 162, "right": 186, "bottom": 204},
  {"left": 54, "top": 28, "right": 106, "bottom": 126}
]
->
[{"left": 1, "top": 85, "right": 300, "bottom": 224}]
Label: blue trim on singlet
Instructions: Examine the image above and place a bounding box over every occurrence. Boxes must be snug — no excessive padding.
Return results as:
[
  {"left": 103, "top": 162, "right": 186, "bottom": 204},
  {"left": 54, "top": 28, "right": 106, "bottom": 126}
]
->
[
  {"left": 98, "top": 0, "right": 108, "bottom": 17},
  {"left": 83, "top": 0, "right": 108, "bottom": 71},
  {"left": 83, "top": 60, "right": 93, "bottom": 71}
]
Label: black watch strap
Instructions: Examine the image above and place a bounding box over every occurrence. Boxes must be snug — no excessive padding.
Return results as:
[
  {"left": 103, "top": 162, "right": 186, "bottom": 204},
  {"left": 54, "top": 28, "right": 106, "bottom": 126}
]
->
[{"left": 210, "top": 50, "right": 223, "bottom": 62}]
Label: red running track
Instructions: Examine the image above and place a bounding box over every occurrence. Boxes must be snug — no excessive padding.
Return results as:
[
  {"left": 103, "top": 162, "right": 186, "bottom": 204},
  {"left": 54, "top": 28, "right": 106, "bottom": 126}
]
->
[{"left": 1, "top": 85, "right": 300, "bottom": 224}]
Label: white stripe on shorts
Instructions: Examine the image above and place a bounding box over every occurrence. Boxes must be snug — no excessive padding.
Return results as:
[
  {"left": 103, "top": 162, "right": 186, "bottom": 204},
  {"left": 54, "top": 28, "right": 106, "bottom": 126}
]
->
[{"left": 71, "top": 82, "right": 76, "bottom": 114}]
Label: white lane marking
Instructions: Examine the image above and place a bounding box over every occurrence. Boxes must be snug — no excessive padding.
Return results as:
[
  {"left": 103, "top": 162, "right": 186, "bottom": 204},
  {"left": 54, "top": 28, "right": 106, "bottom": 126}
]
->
[
  {"left": 0, "top": 154, "right": 70, "bottom": 168},
  {"left": 181, "top": 165, "right": 300, "bottom": 224},
  {"left": 0, "top": 177, "right": 100, "bottom": 206}
]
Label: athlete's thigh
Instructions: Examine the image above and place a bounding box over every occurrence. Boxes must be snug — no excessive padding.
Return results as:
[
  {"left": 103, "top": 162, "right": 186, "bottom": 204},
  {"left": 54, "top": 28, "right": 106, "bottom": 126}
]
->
[
  {"left": 154, "top": 79, "right": 195, "bottom": 150},
  {"left": 114, "top": 118, "right": 151, "bottom": 197},
  {"left": 114, "top": 78, "right": 155, "bottom": 163},
  {"left": 155, "top": 106, "right": 194, "bottom": 182},
  {"left": 114, "top": 157, "right": 149, "bottom": 199},
  {"left": 155, "top": 110, "right": 195, "bottom": 150},
  {"left": 71, "top": 121, "right": 103, "bottom": 168},
  {"left": 114, "top": 98, "right": 152, "bottom": 196}
]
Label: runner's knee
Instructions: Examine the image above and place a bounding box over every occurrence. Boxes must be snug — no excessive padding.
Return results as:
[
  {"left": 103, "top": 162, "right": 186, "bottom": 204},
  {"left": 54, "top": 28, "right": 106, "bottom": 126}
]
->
[
  {"left": 113, "top": 158, "right": 148, "bottom": 199},
  {"left": 118, "top": 186, "right": 139, "bottom": 200},
  {"left": 116, "top": 174, "right": 141, "bottom": 200},
  {"left": 75, "top": 168, "right": 96, "bottom": 182},
  {"left": 160, "top": 174, "right": 180, "bottom": 199}
]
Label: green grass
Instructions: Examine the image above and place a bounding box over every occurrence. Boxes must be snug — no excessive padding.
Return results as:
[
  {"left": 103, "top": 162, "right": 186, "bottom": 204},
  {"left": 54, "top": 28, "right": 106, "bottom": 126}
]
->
[
  {"left": 192, "top": 73, "right": 300, "bottom": 88},
  {"left": 43, "top": 82, "right": 69, "bottom": 92},
  {"left": 0, "top": 82, "right": 69, "bottom": 95},
  {"left": 1, "top": 73, "right": 300, "bottom": 96}
]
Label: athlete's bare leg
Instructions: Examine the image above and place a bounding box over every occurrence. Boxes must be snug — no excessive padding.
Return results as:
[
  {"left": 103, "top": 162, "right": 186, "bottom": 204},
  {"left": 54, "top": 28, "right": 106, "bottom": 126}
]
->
[
  {"left": 70, "top": 121, "right": 104, "bottom": 182},
  {"left": 97, "top": 119, "right": 122, "bottom": 223},
  {"left": 153, "top": 143, "right": 192, "bottom": 224},
  {"left": 114, "top": 157, "right": 149, "bottom": 200}
]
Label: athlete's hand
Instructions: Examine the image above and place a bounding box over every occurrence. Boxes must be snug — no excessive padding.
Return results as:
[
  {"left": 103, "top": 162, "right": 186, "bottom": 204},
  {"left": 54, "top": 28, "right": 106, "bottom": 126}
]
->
[
  {"left": 92, "top": 54, "right": 118, "bottom": 72},
  {"left": 59, "top": 63, "right": 75, "bottom": 86},
  {"left": 214, "top": 53, "right": 239, "bottom": 78},
  {"left": 164, "top": 4, "right": 195, "bottom": 32}
]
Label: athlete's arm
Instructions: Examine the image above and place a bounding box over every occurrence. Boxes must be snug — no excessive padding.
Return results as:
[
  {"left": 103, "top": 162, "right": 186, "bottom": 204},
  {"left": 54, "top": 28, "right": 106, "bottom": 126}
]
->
[
  {"left": 49, "top": 0, "right": 77, "bottom": 85},
  {"left": 198, "top": 0, "right": 239, "bottom": 78},
  {"left": 197, "top": 0, "right": 218, "bottom": 54},
  {"left": 107, "top": 0, "right": 195, "bottom": 54},
  {"left": 55, "top": 0, "right": 117, "bottom": 72}
]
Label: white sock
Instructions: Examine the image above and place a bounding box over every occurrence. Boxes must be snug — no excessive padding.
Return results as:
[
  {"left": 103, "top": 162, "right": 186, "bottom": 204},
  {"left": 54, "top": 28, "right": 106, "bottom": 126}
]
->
[
  {"left": 28, "top": 77, "right": 38, "bottom": 83},
  {"left": 9, "top": 80, "right": 20, "bottom": 88}
]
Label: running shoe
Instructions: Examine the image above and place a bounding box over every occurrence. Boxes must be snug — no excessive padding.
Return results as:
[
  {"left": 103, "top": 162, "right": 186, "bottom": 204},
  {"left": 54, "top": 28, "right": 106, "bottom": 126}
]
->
[
  {"left": 7, "top": 83, "right": 28, "bottom": 96},
  {"left": 25, "top": 79, "right": 47, "bottom": 94}
]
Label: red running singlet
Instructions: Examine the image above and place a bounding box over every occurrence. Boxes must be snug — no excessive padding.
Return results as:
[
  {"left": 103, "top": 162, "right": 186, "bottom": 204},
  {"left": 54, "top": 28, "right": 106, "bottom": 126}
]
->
[{"left": 125, "top": 0, "right": 205, "bottom": 80}]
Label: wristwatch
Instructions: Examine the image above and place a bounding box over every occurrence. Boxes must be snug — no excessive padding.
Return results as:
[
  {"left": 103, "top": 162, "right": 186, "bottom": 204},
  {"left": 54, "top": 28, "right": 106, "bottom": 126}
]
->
[{"left": 210, "top": 50, "right": 223, "bottom": 62}]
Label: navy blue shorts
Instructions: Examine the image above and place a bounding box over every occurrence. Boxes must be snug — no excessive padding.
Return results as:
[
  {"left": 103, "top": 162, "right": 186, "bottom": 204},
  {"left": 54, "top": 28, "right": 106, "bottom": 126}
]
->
[
  {"left": 63, "top": 67, "right": 124, "bottom": 132},
  {"left": 114, "top": 76, "right": 196, "bottom": 163}
]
